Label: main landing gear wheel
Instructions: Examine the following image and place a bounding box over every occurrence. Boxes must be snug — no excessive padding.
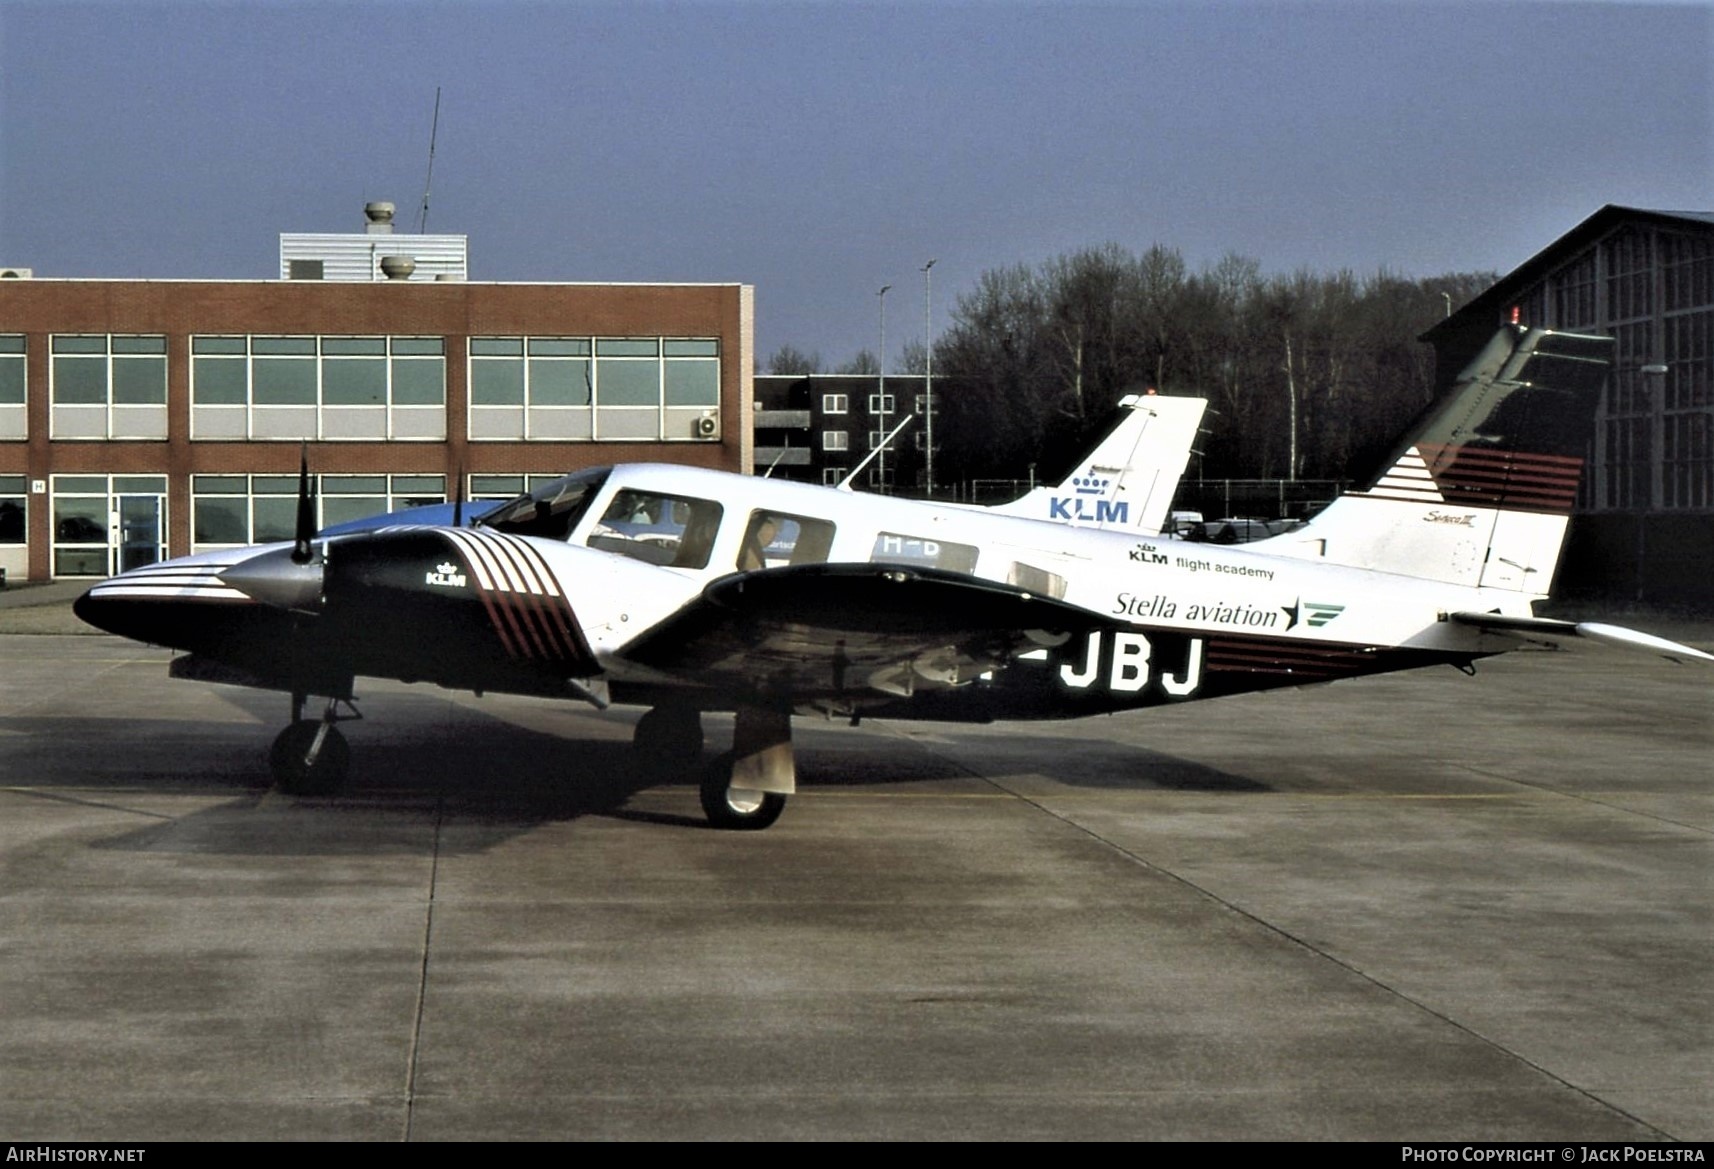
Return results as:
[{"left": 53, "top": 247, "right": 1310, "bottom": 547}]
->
[
  {"left": 269, "top": 719, "right": 350, "bottom": 796},
  {"left": 633, "top": 704, "right": 705, "bottom": 772},
  {"left": 699, "top": 754, "right": 787, "bottom": 831}
]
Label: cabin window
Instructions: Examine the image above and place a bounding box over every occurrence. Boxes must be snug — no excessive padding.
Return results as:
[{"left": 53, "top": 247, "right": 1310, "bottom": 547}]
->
[
  {"left": 587, "top": 488, "right": 722, "bottom": 569},
  {"left": 737, "top": 510, "right": 836, "bottom": 571},
  {"left": 871, "top": 532, "right": 978, "bottom": 573}
]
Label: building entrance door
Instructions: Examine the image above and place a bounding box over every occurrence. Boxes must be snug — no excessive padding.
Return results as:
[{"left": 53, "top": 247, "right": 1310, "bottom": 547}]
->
[{"left": 114, "top": 494, "right": 164, "bottom": 574}]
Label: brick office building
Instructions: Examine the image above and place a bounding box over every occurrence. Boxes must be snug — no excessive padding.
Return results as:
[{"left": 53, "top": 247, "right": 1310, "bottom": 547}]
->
[{"left": 0, "top": 277, "right": 754, "bottom": 582}]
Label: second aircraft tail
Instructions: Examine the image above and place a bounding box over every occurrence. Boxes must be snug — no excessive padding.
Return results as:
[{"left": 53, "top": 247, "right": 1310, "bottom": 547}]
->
[{"left": 990, "top": 393, "right": 1206, "bottom": 536}]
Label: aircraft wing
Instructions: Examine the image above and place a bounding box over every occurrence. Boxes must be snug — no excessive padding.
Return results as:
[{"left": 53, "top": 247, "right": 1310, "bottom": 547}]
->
[
  {"left": 1448, "top": 612, "right": 1714, "bottom": 665},
  {"left": 616, "top": 563, "right": 1103, "bottom": 701}
]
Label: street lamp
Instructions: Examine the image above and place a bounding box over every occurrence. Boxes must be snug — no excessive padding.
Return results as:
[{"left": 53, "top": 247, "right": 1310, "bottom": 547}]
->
[{"left": 922, "top": 259, "right": 936, "bottom": 497}]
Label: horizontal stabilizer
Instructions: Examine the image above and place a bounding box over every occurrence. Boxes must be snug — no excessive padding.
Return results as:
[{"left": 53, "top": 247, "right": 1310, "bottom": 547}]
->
[{"left": 1449, "top": 612, "right": 1714, "bottom": 665}]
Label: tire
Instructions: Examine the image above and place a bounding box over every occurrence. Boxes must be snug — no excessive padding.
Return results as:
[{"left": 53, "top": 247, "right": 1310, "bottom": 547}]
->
[
  {"left": 699, "top": 754, "right": 786, "bottom": 831},
  {"left": 269, "top": 720, "right": 350, "bottom": 796}
]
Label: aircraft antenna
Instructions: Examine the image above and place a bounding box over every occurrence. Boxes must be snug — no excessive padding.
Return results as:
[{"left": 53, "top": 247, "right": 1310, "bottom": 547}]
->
[
  {"left": 837, "top": 413, "right": 914, "bottom": 492},
  {"left": 417, "top": 87, "right": 441, "bottom": 234}
]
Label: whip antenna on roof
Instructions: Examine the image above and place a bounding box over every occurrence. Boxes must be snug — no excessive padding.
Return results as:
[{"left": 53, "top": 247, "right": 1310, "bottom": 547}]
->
[{"left": 417, "top": 86, "right": 441, "bottom": 234}]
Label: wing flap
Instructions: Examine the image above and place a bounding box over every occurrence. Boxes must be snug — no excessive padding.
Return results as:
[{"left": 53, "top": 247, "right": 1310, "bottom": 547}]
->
[{"left": 618, "top": 564, "right": 1100, "bottom": 700}]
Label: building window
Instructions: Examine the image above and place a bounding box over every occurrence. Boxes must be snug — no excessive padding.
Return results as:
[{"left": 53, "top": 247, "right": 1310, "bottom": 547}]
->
[
  {"left": 1551, "top": 251, "right": 1597, "bottom": 329},
  {"left": 51, "top": 474, "right": 168, "bottom": 577},
  {"left": 191, "top": 473, "right": 445, "bottom": 551},
  {"left": 1604, "top": 228, "right": 1653, "bottom": 324},
  {"left": 868, "top": 393, "right": 895, "bottom": 414},
  {"left": 0, "top": 335, "right": 23, "bottom": 440},
  {"left": 319, "top": 474, "right": 445, "bottom": 528},
  {"left": 822, "top": 393, "right": 848, "bottom": 415},
  {"left": 1662, "top": 412, "right": 1712, "bottom": 510},
  {"left": 822, "top": 430, "right": 848, "bottom": 452},
  {"left": 468, "top": 473, "right": 569, "bottom": 501},
  {"left": 468, "top": 336, "right": 719, "bottom": 442},
  {"left": 51, "top": 335, "right": 168, "bottom": 440},
  {"left": 915, "top": 394, "right": 928, "bottom": 415},
  {"left": 821, "top": 467, "right": 845, "bottom": 486},
  {"left": 0, "top": 475, "right": 25, "bottom": 545},
  {"left": 1663, "top": 232, "right": 1714, "bottom": 314},
  {"left": 191, "top": 335, "right": 446, "bottom": 441}
]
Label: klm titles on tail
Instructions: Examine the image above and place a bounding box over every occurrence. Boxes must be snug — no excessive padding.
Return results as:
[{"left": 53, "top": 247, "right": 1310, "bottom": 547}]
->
[
  {"left": 1048, "top": 493, "right": 1131, "bottom": 521},
  {"left": 1048, "top": 480, "right": 1130, "bottom": 525}
]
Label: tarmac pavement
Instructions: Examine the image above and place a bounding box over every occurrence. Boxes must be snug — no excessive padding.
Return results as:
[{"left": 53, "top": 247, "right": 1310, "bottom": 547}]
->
[{"left": 0, "top": 625, "right": 1708, "bottom": 1140}]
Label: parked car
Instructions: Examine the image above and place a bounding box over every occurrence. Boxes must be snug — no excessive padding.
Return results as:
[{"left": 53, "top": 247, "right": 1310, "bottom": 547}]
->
[{"left": 1186, "top": 518, "right": 1276, "bottom": 544}]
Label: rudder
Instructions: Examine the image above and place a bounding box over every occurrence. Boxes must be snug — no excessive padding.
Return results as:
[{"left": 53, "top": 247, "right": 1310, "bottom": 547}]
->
[{"left": 1273, "top": 326, "right": 1612, "bottom": 593}]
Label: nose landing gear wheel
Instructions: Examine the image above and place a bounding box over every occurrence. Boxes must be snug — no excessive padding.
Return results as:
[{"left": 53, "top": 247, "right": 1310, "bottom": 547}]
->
[
  {"left": 269, "top": 719, "right": 350, "bottom": 795},
  {"left": 699, "top": 755, "right": 786, "bottom": 831}
]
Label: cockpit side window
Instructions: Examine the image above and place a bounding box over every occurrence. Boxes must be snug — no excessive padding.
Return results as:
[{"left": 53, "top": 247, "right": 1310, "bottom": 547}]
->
[
  {"left": 482, "top": 467, "right": 610, "bottom": 540},
  {"left": 588, "top": 489, "right": 723, "bottom": 569},
  {"left": 737, "top": 510, "right": 836, "bottom": 571}
]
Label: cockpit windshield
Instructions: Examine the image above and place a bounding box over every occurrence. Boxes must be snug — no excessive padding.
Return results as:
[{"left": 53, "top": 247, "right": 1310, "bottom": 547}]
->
[{"left": 479, "top": 467, "right": 611, "bottom": 540}]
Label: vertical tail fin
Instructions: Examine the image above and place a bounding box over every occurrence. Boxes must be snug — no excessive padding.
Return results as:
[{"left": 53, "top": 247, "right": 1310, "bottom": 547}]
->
[
  {"left": 990, "top": 393, "right": 1207, "bottom": 534},
  {"left": 1275, "top": 326, "right": 1612, "bottom": 592}
]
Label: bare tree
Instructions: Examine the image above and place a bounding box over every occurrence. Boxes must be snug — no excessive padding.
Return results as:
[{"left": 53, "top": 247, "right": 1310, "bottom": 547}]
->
[
  {"left": 765, "top": 345, "right": 823, "bottom": 376},
  {"left": 836, "top": 349, "right": 879, "bottom": 375}
]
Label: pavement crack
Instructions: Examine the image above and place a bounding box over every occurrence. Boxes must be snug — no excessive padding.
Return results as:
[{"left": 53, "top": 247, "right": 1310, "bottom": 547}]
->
[
  {"left": 400, "top": 710, "right": 451, "bottom": 1143},
  {"left": 0, "top": 785, "right": 179, "bottom": 821}
]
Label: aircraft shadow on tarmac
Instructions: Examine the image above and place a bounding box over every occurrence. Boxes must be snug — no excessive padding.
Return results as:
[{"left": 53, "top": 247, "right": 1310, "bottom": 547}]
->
[{"left": 5, "top": 691, "right": 1268, "bottom": 858}]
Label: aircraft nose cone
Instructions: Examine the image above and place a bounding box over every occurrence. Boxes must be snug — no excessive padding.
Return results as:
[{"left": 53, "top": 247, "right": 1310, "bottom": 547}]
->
[
  {"left": 218, "top": 546, "right": 325, "bottom": 611},
  {"left": 71, "top": 586, "right": 120, "bottom": 635}
]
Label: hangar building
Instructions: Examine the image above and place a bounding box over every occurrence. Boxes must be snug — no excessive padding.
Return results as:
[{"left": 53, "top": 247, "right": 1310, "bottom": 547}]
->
[{"left": 1424, "top": 205, "right": 1714, "bottom": 604}]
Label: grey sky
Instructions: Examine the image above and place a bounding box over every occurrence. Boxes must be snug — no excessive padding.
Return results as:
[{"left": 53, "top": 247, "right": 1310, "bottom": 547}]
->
[{"left": 2, "top": 1, "right": 1708, "bottom": 365}]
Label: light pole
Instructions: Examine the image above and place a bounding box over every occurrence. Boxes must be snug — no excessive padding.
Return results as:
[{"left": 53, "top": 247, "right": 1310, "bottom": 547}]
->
[
  {"left": 877, "top": 284, "right": 891, "bottom": 493},
  {"left": 922, "top": 258, "right": 936, "bottom": 497}
]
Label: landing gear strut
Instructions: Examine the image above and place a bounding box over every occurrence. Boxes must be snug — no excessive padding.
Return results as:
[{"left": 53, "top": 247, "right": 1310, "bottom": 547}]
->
[
  {"left": 269, "top": 694, "right": 357, "bottom": 795},
  {"left": 698, "top": 705, "right": 792, "bottom": 831}
]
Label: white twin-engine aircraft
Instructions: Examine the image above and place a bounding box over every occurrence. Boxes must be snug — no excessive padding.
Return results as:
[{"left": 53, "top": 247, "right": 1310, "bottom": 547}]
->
[{"left": 77, "top": 326, "right": 1710, "bottom": 829}]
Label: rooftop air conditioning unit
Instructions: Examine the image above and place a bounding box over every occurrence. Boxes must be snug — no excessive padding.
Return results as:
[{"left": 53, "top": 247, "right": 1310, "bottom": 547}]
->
[
  {"left": 696, "top": 413, "right": 719, "bottom": 438},
  {"left": 0, "top": 268, "right": 33, "bottom": 279}
]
